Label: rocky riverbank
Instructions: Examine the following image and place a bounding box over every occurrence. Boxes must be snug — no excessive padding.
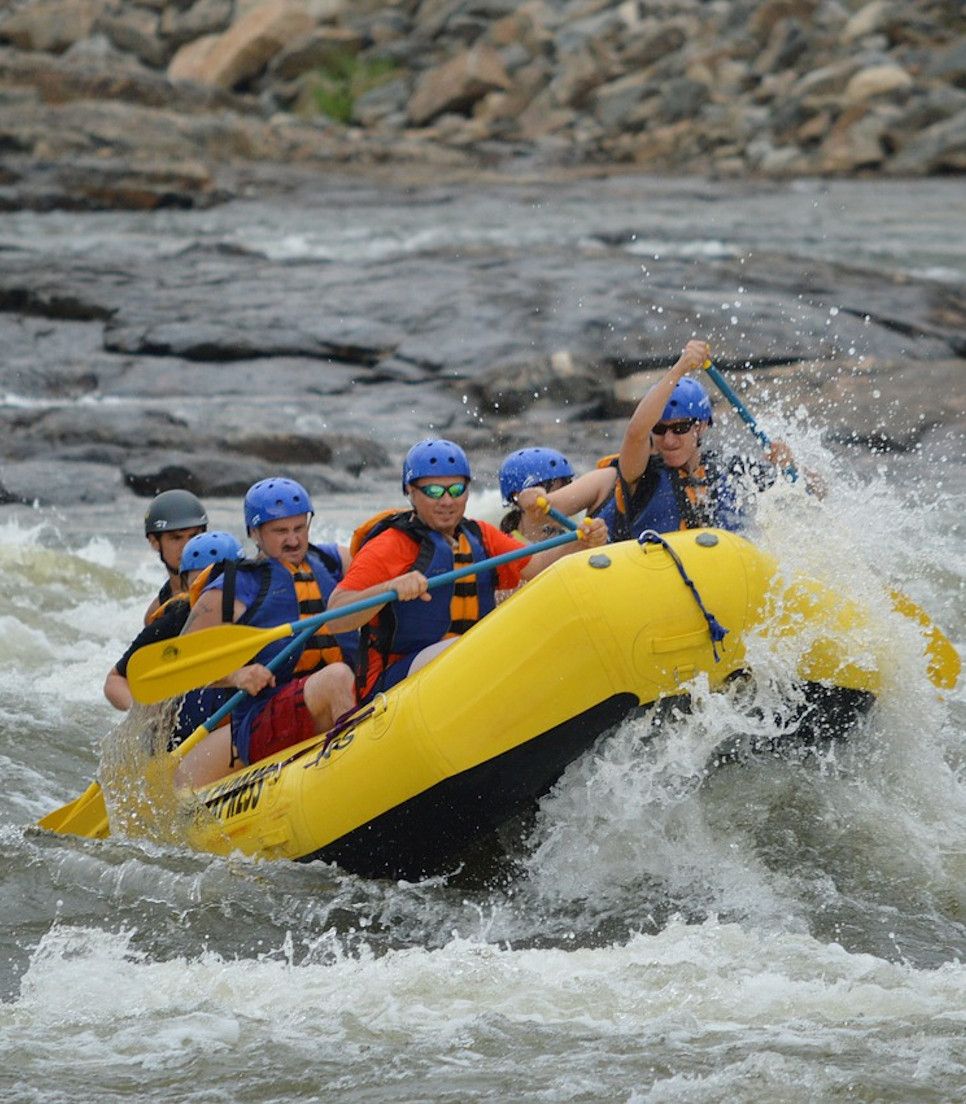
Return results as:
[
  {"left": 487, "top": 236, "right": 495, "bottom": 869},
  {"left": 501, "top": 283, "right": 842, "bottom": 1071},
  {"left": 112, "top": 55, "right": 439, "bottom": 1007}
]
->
[
  {"left": 0, "top": 1, "right": 964, "bottom": 212},
  {"left": 0, "top": 3, "right": 963, "bottom": 510},
  {"left": 1, "top": 172, "right": 963, "bottom": 509}
]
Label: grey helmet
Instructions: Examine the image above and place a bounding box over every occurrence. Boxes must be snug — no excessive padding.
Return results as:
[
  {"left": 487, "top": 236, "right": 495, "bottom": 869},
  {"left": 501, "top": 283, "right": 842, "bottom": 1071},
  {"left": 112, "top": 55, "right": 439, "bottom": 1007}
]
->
[{"left": 144, "top": 489, "right": 208, "bottom": 535}]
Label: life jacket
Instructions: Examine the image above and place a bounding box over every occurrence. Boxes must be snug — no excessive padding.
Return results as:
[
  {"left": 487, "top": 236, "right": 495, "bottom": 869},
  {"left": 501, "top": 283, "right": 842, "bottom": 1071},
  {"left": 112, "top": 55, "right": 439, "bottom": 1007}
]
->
[
  {"left": 220, "top": 543, "right": 357, "bottom": 680},
  {"left": 351, "top": 510, "right": 495, "bottom": 696},
  {"left": 146, "top": 577, "right": 175, "bottom": 624},
  {"left": 596, "top": 451, "right": 738, "bottom": 540}
]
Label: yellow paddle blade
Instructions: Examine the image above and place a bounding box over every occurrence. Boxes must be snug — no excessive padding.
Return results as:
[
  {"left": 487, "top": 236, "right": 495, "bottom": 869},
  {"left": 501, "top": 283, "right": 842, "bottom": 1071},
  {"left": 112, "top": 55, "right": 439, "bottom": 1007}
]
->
[
  {"left": 37, "top": 780, "right": 110, "bottom": 838},
  {"left": 127, "top": 621, "right": 292, "bottom": 704},
  {"left": 37, "top": 719, "right": 214, "bottom": 839},
  {"left": 890, "top": 589, "right": 961, "bottom": 691}
]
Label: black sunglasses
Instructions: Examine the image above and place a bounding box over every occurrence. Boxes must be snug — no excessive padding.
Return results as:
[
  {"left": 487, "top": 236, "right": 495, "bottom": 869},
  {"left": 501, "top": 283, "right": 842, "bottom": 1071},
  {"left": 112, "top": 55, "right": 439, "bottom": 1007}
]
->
[
  {"left": 413, "top": 481, "right": 468, "bottom": 500},
  {"left": 652, "top": 419, "right": 697, "bottom": 437}
]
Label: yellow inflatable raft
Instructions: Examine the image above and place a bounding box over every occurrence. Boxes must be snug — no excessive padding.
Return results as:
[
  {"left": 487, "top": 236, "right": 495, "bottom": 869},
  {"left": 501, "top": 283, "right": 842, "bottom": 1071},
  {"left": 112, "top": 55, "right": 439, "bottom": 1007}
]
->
[{"left": 162, "top": 528, "right": 956, "bottom": 879}]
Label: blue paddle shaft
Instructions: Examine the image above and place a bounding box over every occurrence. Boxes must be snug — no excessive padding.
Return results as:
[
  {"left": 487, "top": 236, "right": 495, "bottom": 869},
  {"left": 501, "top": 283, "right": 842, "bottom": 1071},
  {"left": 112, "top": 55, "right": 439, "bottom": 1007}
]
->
[
  {"left": 704, "top": 362, "right": 798, "bottom": 481},
  {"left": 544, "top": 502, "right": 579, "bottom": 532},
  {"left": 704, "top": 363, "right": 772, "bottom": 449}
]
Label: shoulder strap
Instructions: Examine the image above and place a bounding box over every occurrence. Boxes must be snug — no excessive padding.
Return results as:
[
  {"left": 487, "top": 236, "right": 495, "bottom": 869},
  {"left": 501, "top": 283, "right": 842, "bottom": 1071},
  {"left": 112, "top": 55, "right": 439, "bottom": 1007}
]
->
[
  {"left": 353, "top": 509, "right": 438, "bottom": 575},
  {"left": 609, "top": 456, "right": 661, "bottom": 540},
  {"left": 233, "top": 559, "right": 272, "bottom": 626},
  {"left": 674, "top": 452, "right": 719, "bottom": 529},
  {"left": 308, "top": 542, "right": 342, "bottom": 578}
]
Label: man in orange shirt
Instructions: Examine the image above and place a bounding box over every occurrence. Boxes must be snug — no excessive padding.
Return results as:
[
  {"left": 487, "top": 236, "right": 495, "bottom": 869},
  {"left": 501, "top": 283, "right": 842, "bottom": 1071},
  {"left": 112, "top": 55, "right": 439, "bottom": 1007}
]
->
[{"left": 327, "top": 438, "right": 607, "bottom": 702}]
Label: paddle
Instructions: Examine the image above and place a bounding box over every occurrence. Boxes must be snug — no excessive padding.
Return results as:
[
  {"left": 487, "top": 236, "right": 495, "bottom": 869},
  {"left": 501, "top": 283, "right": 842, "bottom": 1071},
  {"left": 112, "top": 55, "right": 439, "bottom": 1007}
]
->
[
  {"left": 702, "top": 360, "right": 960, "bottom": 691},
  {"left": 128, "top": 527, "right": 586, "bottom": 704},
  {"left": 536, "top": 496, "right": 579, "bottom": 533},
  {"left": 37, "top": 619, "right": 322, "bottom": 838},
  {"left": 703, "top": 360, "right": 798, "bottom": 480}
]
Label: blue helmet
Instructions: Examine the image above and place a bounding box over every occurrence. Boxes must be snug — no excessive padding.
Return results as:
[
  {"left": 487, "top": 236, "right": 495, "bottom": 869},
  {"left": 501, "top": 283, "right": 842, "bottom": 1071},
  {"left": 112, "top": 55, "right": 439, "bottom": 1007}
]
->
[
  {"left": 402, "top": 438, "right": 471, "bottom": 492},
  {"left": 498, "top": 447, "right": 574, "bottom": 504},
  {"left": 661, "top": 378, "right": 713, "bottom": 424},
  {"left": 179, "top": 531, "right": 244, "bottom": 573},
  {"left": 243, "top": 478, "right": 314, "bottom": 533}
]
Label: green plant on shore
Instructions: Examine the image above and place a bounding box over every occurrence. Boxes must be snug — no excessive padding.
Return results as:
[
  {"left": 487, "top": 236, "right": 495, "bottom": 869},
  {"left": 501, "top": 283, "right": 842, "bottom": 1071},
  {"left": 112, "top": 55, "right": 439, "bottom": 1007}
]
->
[{"left": 306, "top": 51, "right": 397, "bottom": 124}]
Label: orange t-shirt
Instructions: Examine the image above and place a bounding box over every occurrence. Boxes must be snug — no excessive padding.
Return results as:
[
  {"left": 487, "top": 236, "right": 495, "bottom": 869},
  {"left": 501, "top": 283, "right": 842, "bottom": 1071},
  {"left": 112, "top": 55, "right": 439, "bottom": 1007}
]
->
[{"left": 340, "top": 519, "right": 529, "bottom": 593}]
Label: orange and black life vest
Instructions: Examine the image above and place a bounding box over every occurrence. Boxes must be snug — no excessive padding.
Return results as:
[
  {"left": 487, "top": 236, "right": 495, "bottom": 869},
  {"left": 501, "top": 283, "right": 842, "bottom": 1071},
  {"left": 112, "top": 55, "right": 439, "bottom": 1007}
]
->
[{"left": 350, "top": 510, "right": 494, "bottom": 694}]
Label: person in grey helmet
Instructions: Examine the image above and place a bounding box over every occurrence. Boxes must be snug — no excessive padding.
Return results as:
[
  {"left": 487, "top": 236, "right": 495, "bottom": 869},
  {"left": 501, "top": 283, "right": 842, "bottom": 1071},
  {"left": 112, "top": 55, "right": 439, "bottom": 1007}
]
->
[{"left": 142, "top": 489, "right": 208, "bottom": 625}]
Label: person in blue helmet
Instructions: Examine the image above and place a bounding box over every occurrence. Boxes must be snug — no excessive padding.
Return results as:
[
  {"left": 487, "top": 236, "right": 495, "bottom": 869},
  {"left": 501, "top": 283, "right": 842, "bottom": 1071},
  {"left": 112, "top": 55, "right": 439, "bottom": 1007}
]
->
[
  {"left": 182, "top": 478, "right": 358, "bottom": 771},
  {"left": 498, "top": 447, "right": 576, "bottom": 541},
  {"left": 104, "top": 532, "right": 245, "bottom": 768},
  {"left": 327, "top": 438, "right": 608, "bottom": 702},
  {"left": 500, "top": 446, "right": 619, "bottom": 543},
  {"left": 520, "top": 339, "right": 795, "bottom": 541}
]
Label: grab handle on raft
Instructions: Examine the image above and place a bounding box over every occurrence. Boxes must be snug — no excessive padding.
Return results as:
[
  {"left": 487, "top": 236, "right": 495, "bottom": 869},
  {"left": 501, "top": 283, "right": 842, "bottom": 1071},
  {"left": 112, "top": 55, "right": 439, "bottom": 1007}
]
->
[{"left": 637, "top": 529, "right": 729, "bottom": 661}]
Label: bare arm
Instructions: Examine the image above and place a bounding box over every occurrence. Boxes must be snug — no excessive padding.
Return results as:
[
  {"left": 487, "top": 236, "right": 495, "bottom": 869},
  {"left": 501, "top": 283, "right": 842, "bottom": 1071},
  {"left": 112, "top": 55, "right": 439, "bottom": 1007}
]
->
[
  {"left": 181, "top": 588, "right": 246, "bottom": 635},
  {"left": 103, "top": 667, "right": 133, "bottom": 711},
  {"left": 517, "top": 467, "right": 617, "bottom": 525},
  {"left": 618, "top": 339, "right": 711, "bottom": 483}
]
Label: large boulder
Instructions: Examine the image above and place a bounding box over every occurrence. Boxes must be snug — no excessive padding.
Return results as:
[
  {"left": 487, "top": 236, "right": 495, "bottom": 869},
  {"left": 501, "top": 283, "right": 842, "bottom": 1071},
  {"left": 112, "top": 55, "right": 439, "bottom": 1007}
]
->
[
  {"left": 843, "top": 64, "right": 913, "bottom": 105},
  {"left": 407, "top": 44, "right": 511, "bottom": 126},
  {"left": 167, "top": 0, "right": 314, "bottom": 90},
  {"left": 0, "top": 0, "right": 105, "bottom": 55}
]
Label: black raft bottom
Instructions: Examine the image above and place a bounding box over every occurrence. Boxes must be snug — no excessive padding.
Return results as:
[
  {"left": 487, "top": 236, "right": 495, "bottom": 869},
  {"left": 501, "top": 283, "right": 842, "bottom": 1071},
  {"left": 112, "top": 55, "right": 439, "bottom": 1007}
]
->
[
  {"left": 304, "top": 681, "right": 876, "bottom": 881},
  {"left": 306, "top": 692, "right": 640, "bottom": 881}
]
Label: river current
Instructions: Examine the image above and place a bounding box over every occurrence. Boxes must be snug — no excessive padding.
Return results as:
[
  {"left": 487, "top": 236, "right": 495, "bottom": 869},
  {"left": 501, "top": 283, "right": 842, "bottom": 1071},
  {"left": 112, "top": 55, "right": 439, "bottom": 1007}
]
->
[{"left": 1, "top": 175, "right": 964, "bottom": 1103}]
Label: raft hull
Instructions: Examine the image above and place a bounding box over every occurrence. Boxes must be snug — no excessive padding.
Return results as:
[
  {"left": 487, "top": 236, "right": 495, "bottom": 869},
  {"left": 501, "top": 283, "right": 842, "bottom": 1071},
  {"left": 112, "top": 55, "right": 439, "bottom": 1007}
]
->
[{"left": 182, "top": 529, "right": 890, "bottom": 878}]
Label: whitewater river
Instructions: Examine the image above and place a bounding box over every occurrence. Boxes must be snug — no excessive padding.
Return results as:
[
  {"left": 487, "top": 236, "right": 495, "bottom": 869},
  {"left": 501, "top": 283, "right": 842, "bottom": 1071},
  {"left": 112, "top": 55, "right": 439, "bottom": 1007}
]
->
[{"left": 1, "top": 174, "right": 964, "bottom": 1103}]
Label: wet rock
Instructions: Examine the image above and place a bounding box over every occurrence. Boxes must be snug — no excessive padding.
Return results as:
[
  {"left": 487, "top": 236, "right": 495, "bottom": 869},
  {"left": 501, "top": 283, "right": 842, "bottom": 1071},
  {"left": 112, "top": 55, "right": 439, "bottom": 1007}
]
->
[
  {"left": 226, "top": 431, "right": 390, "bottom": 475},
  {"left": 818, "top": 104, "right": 894, "bottom": 173},
  {"left": 10, "top": 157, "right": 222, "bottom": 211},
  {"left": 0, "top": 458, "right": 123, "bottom": 504},
  {"left": 94, "top": 2, "right": 168, "bottom": 69},
  {"left": 122, "top": 451, "right": 269, "bottom": 497},
  {"left": 159, "top": 0, "right": 234, "bottom": 51},
  {"left": 473, "top": 350, "right": 608, "bottom": 417},
  {"left": 842, "top": 1, "right": 897, "bottom": 45},
  {"left": 268, "top": 27, "right": 364, "bottom": 81},
  {"left": 102, "top": 316, "right": 399, "bottom": 365},
  {"left": 843, "top": 63, "right": 913, "bottom": 105},
  {"left": 888, "top": 108, "right": 966, "bottom": 174},
  {"left": 8, "top": 406, "right": 195, "bottom": 454},
  {"left": 926, "top": 37, "right": 966, "bottom": 88}
]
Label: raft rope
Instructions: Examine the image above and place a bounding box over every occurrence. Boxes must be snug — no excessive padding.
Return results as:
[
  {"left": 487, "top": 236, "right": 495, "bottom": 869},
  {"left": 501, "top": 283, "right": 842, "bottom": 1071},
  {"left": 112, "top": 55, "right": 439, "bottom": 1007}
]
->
[{"left": 637, "top": 530, "right": 729, "bottom": 661}]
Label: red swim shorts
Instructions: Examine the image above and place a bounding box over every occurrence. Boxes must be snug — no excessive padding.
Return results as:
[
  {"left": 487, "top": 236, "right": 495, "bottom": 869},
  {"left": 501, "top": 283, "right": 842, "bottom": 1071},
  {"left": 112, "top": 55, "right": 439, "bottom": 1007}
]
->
[{"left": 247, "top": 677, "right": 318, "bottom": 763}]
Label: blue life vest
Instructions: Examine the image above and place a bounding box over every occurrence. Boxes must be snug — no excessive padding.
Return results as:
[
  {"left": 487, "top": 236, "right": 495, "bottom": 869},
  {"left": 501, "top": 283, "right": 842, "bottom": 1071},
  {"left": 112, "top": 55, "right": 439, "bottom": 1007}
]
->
[
  {"left": 596, "top": 452, "right": 755, "bottom": 541},
  {"left": 173, "top": 687, "right": 235, "bottom": 744},
  {"left": 227, "top": 544, "right": 356, "bottom": 764}
]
